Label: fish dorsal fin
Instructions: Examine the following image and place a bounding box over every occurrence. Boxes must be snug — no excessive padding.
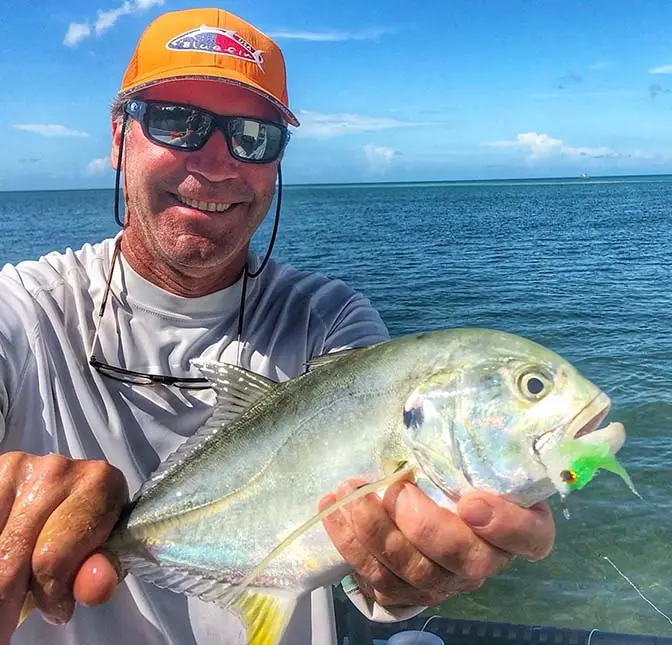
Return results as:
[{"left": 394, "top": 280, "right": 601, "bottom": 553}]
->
[
  {"left": 192, "top": 359, "right": 278, "bottom": 424},
  {"left": 305, "top": 347, "right": 367, "bottom": 371},
  {"left": 137, "top": 360, "right": 278, "bottom": 498},
  {"left": 234, "top": 588, "right": 300, "bottom": 645}
]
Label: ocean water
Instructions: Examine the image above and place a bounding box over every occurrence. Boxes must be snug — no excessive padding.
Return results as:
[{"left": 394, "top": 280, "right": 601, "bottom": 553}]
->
[{"left": 1, "top": 176, "right": 671, "bottom": 637}]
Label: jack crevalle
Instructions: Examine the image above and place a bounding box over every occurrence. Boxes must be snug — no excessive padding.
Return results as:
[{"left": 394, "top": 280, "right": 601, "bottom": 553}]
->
[{"left": 18, "top": 328, "right": 637, "bottom": 644}]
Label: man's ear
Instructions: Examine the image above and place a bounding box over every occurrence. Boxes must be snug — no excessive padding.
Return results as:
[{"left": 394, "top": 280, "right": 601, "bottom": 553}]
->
[{"left": 111, "top": 117, "right": 124, "bottom": 170}]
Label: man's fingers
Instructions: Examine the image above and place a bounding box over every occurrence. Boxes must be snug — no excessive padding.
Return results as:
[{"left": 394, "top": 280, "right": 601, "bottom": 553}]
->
[
  {"left": 73, "top": 552, "right": 122, "bottom": 607},
  {"left": 323, "top": 479, "right": 555, "bottom": 612},
  {"left": 321, "top": 490, "right": 442, "bottom": 606},
  {"left": 323, "top": 480, "right": 489, "bottom": 607},
  {"left": 0, "top": 456, "right": 71, "bottom": 629},
  {"left": 343, "top": 481, "right": 465, "bottom": 595},
  {"left": 385, "top": 483, "right": 513, "bottom": 580},
  {"left": 320, "top": 489, "right": 402, "bottom": 593},
  {"left": 30, "top": 462, "right": 127, "bottom": 623},
  {"left": 457, "top": 492, "right": 556, "bottom": 561}
]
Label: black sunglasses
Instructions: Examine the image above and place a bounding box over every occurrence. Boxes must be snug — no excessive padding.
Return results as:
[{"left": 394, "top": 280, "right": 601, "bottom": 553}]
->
[
  {"left": 124, "top": 99, "right": 290, "bottom": 163},
  {"left": 88, "top": 238, "right": 211, "bottom": 389}
]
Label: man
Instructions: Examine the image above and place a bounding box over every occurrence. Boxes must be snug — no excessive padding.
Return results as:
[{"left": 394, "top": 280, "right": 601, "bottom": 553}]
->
[{"left": 0, "top": 7, "right": 555, "bottom": 645}]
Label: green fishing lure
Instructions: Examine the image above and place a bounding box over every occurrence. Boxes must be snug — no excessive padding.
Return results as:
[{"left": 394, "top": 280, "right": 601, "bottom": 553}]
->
[{"left": 543, "top": 437, "right": 640, "bottom": 500}]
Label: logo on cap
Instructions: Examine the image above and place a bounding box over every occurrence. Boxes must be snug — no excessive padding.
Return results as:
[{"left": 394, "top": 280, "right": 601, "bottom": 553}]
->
[{"left": 166, "top": 26, "right": 264, "bottom": 71}]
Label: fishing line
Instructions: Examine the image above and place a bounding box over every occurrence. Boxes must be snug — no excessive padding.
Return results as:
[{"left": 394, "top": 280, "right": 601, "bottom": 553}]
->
[
  {"left": 601, "top": 554, "right": 672, "bottom": 626},
  {"left": 412, "top": 614, "right": 440, "bottom": 644},
  {"left": 561, "top": 488, "right": 666, "bottom": 628}
]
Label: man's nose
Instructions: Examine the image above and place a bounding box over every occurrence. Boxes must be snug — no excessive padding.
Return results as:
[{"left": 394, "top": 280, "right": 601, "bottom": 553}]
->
[{"left": 184, "top": 127, "right": 240, "bottom": 181}]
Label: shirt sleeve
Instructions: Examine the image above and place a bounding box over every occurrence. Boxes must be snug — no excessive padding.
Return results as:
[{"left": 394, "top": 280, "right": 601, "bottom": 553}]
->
[
  {"left": 321, "top": 290, "right": 390, "bottom": 353},
  {"left": 341, "top": 574, "right": 427, "bottom": 623},
  {"left": 0, "top": 270, "right": 41, "bottom": 446}
]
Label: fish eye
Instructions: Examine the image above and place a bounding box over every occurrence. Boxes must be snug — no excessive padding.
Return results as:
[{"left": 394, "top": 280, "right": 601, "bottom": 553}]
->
[
  {"left": 560, "top": 469, "right": 577, "bottom": 484},
  {"left": 517, "top": 370, "right": 549, "bottom": 400}
]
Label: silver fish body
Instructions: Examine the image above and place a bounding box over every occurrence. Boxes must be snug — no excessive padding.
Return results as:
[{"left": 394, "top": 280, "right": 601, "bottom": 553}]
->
[{"left": 101, "top": 327, "right": 627, "bottom": 644}]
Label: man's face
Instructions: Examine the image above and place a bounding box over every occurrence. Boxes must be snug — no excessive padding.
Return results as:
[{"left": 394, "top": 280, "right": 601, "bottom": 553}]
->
[{"left": 111, "top": 79, "right": 281, "bottom": 287}]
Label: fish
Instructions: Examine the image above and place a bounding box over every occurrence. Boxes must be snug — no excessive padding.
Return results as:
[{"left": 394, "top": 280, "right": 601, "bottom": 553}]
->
[{"left": 17, "top": 327, "right": 637, "bottom": 645}]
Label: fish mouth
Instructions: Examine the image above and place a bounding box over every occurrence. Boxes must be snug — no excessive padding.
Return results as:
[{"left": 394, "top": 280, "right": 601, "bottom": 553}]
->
[
  {"left": 533, "top": 392, "right": 624, "bottom": 456},
  {"left": 571, "top": 392, "right": 611, "bottom": 439}
]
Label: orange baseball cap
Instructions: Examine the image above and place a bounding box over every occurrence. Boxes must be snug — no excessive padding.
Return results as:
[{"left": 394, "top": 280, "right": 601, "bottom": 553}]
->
[{"left": 118, "top": 7, "right": 299, "bottom": 127}]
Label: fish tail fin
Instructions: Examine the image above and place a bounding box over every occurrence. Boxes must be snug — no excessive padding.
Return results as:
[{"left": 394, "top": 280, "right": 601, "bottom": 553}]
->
[
  {"left": 17, "top": 590, "right": 37, "bottom": 629},
  {"left": 233, "top": 588, "right": 299, "bottom": 645}
]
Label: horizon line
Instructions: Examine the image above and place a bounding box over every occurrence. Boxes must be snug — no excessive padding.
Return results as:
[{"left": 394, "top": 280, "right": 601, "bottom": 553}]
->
[{"left": 2, "top": 171, "right": 672, "bottom": 193}]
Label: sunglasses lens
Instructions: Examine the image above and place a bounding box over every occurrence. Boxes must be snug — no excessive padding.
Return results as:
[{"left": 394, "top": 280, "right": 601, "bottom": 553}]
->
[
  {"left": 146, "top": 104, "right": 211, "bottom": 149},
  {"left": 136, "top": 102, "right": 287, "bottom": 161},
  {"left": 228, "top": 118, "right": 285, "bottom": 162}
]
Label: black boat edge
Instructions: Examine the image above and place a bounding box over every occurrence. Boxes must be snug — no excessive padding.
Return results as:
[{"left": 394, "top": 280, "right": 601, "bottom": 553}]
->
[{"left": 334, "top": 596, "right": 672, "bottom": 644}]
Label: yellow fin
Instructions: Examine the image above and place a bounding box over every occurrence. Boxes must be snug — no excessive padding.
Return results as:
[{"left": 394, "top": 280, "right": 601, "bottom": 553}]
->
[
  {"left": 17, "top": 591, "right": 37, "bottom": 629},
  {"left": 234, "top": 589, "right": 297, "bottom": 645}
]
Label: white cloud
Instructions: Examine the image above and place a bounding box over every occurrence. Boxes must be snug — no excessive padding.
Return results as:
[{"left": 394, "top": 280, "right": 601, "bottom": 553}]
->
[
  {"left": 87, "top": 157, "right": 110, "bottom": 175},
  {"left": 64, "top": 22, "right": 92, "bottom": 47},
  {"left": 64, "top": 0, "right": 164, "bottom": 46},
  {"left": 13, "top": 124, "right": 89, "bottom": 138},
  {"left": 95, "top": 1, "right": 133, "bottom": 34},
  {"left": 296, "top": 110, "right": 421, "bottom": 139},
  {"left": 364, "top": 145, "right": 397, "bottom": 173},
  {"left": 650, "top": 64, "right": 672, "bottom": 74},
  {"left": 135, "top": 0, "right": 164, "bottom": 8},
  {"left": 488, "top": 132, "right": 619, "bottom": 161},
  {"left": 588, "top": 61, "right": 612, "bottom": 71},
  {"left": 268, "top": 28, "right": 393, "bottom": 42}
]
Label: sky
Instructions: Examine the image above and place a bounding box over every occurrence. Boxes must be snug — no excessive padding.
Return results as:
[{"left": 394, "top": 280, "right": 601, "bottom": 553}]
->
[{"left": 4, "top": 0, "right": 672, "bottom": 189}]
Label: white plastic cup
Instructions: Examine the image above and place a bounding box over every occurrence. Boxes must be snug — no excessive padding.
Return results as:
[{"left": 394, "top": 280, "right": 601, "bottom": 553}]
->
[{"left": 387, "top": 630, "right": 445, "bottom": 645}]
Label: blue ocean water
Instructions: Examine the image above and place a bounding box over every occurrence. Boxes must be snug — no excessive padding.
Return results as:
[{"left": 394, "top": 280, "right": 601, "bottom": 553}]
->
[{"left": 0, "top": 176, "right": 671, "bottom": 636}]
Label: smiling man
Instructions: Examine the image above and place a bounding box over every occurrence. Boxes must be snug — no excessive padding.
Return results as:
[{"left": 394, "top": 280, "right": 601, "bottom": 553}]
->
[{"left": 0, "top": 7, "right": 555, "bottom": 645}]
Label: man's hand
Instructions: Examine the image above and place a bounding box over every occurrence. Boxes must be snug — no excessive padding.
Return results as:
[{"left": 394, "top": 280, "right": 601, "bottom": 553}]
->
[
  {"left": 0, "top": 452, "right": 128, "bottom": 642},
  {"left": 322, "top": 479, "right": 555, "bottom": 609}
]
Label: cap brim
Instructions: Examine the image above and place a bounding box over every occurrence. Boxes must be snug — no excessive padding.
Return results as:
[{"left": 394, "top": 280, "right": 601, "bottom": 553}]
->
[{"left": 117, "top": 67, "right": 300, "bottom": 127}]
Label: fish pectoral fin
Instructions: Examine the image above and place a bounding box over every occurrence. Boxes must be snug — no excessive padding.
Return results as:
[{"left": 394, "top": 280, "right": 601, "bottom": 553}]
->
[
  {"left": 233, "top": 588, "right": 299, "bottom": 645},
  {"left": 236, "top": 464, "right": 415, "bottom": 593},
  {"left": 16, "top": 591, "right": 37, "bottom": 630}
]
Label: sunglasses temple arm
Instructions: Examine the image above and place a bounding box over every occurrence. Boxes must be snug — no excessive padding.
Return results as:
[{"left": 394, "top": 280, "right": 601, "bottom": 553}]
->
[{"left": 114, "top": 113, "right": 129, "bottom": 227}]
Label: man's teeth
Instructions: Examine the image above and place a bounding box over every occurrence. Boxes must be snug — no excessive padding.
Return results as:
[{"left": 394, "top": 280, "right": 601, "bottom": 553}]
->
[{"left": 177, "top": 195, "right": 232, "bottom": 212}]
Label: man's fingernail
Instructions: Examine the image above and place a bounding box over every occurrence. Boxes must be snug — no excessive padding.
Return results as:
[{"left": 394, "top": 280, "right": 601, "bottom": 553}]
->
[
  {"left": 460, "top": 499, "right": 494, "bottom": 528},
  {"left": 394, "top": 482, "right": 420, "bottom": 515}
]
